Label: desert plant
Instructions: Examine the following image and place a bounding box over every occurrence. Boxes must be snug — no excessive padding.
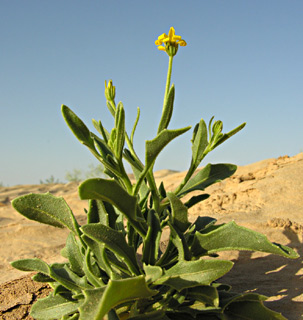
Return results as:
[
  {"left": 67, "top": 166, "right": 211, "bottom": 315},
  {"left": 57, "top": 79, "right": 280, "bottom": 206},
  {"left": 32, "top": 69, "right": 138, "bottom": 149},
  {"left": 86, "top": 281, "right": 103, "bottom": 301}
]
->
[
  {"left": 65, "top": 169, "right": 83, "bottom": 182},
  {"left": 11, "top": 27, "right": 298, "bottom": 320},
  {"left": 40, "top": 175, "right": 61, "bottom": 184}
]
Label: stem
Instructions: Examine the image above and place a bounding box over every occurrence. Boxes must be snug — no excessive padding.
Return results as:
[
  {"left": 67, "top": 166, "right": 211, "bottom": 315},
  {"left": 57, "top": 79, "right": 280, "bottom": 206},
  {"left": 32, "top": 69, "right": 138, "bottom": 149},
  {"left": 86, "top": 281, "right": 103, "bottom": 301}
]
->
[{"left": 162, "top": 56, "right": 173, "bottom": 110}]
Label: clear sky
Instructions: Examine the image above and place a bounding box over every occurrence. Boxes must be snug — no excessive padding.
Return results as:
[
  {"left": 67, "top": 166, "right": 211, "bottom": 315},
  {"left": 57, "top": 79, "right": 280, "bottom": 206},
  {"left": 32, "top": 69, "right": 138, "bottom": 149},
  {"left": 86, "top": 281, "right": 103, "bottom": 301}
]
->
[{"left": 1, "top": 1, "right": 303, "bottom": 186}]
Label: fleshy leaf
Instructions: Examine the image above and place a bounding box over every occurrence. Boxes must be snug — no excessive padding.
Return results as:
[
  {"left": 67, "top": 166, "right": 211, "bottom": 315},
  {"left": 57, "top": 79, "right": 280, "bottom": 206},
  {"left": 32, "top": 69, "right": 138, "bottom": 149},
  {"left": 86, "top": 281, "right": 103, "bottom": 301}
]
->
[
  {"left": 191, "top": 119, "right": 208, "bottom": 167},
  {"left": 191, "top": 221, "right": 299, "bottom": 259},
  {"left": 81, "top": 223, "right": 140, "bottom": 275},
  {"left": 142, "top": 210, "right": 162, "bottom": 265},
  {"left": 79, "top": 276, "right": 157, "bottom": 320},
  {"left": 157, "top": 84, "right": 175, "bottom": 133},
  {"left": 167, "top": 192, "right": 191, "bottom": 232},
  {"left": 79, "top": 178, "right": 147, "bottom": 236},
  {"left": 66, "top": 233, "right": 84, "bottom": 276},
  {"left": 30, "top": 294, "right": 83, "bottom": 320},
  {"left": 179, "top": 163, "right": 237, "bottom": 196},
  {"left": 154, "top": 259, "right": 233, "bottom": 290},
  {"left": 62, "top": 105, "right": 95, "bottom": 150},
  {"left": 11, "top": 259, "right": 81, "bottom": 291},
  {"left": 11, "top": 193, "right": 80, "bottom": 236}
]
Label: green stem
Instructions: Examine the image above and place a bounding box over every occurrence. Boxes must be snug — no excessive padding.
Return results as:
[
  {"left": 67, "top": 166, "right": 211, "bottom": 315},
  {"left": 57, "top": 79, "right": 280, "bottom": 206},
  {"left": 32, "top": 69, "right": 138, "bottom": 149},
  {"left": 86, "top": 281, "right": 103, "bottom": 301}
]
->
[{"left": 162, "top": 56, "right": 173, "bottom": 111}]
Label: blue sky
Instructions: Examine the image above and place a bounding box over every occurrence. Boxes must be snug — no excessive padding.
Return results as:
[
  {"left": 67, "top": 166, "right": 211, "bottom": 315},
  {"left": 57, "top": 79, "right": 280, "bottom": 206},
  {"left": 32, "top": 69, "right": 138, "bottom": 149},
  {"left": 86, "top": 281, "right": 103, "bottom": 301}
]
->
[{"left": 1, "top": 1, "right": 302, "bottom": 186}]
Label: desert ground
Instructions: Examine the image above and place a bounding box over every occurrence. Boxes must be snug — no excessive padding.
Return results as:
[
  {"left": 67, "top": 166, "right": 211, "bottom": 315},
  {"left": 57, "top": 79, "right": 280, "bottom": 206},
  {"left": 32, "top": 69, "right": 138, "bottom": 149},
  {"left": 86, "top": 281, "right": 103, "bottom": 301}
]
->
[{"left": 0, "top": 153, "right": 302, "bottom": 319}]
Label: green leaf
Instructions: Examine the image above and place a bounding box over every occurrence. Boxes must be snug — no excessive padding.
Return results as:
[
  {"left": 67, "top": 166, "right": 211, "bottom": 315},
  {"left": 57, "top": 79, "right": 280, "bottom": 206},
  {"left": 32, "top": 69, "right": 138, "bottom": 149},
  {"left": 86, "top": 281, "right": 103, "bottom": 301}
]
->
[
  {"left": 134, "top": 127, "right": 191, "bottom": 193},
  {"left": 11, "top": 258, "right": 81, "bottom": 291},
  {"left": 143, "top": 264, "right": 163, "bottom": 283},
  {"left": 191, "top": 119, "right": 208, "bottom": 167},
  {"left": 187, "top": 285, "right": 219, "bottom": 307},
  {"left": 11, "top": 193, "right": 80, "bottom": 236},
  {"left": 81, "top": 223, "right": 140, "bottom": 275},
  {"left": 179, "top": 163, "right": 237, "bottom": 196},
  {"left": 212, "top": 122, "right": 246, "bottom": 150},
  {"left": 168, "top": 222, "right": 192, "bottom": 261},
  {"left": 142, "top": 210, "right": 162, "bottom": 265},
  {"left": 131, "top": 107, "right": 140, "bottom": 144},
  {"left": 167, "top": 192, "right": 191, "bottom": 232},
  {"left": 62, "top": 105, "right": 95, "bottom": 149},
  {"left": 184, "top": 194, "right": 210, "bottom": 209},
  {"left": 145, "top": 127, "right": 191, "bottom": 170},
  {"left": 79, "top": 179, "right": 136, "bottom": 221},
  {"left": 158, "top": 84, "right": 175, "bottom": 133},
  {"left": 79, "top": 178, "right": 147, "bottom": 235},
  {"left": 220, "top": 293, "right": 287, "bottom": 320},
  {"left": 79, "top": 276, "right": 157, "bottom": 320},
  {"left": 92, "top": 118, "right": 110, "bottom": 143},
  {"left": 30, "top": 294, "right": 83, "bottom": 320},
  {"left": 66, "top": 233, "right": 84, "bottom": 276},
  {"left": 114, "top": 102, "right": 125, "bottom": 161},
  {"left": 154, "top": 259, "right": 233, "bottom": 290},
  {"left": 191, "top": 221, "right": 299, "bottom": 259}
]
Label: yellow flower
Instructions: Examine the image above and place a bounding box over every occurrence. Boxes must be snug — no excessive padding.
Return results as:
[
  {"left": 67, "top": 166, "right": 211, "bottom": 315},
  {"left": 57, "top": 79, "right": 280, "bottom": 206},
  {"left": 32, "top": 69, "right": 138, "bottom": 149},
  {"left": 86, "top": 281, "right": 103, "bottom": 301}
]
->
[{"left": 155, "top": 27, "right": 186, "bottom": 55}]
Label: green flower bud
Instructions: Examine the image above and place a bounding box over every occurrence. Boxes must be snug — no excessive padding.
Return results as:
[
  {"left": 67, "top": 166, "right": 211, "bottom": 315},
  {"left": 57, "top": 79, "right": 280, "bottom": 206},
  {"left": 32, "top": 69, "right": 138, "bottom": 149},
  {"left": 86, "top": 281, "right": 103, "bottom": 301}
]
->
[{"left": 104, "top": 80, "right": 116, "bottom": 101}]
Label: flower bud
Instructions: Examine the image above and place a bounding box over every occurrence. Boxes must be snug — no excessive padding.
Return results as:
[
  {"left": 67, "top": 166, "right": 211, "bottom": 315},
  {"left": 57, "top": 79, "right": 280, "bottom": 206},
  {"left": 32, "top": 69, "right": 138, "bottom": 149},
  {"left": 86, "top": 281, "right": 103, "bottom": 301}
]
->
[{"left": 104, "top": 80, "right": 116, "bottom": 101}]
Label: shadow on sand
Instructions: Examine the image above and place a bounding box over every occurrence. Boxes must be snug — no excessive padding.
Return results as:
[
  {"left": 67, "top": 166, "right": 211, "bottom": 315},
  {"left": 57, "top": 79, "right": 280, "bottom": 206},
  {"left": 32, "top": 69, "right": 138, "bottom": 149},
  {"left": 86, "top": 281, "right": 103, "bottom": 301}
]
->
[{"left": 220, "top": 228, "right": 303, "bottom": 319}]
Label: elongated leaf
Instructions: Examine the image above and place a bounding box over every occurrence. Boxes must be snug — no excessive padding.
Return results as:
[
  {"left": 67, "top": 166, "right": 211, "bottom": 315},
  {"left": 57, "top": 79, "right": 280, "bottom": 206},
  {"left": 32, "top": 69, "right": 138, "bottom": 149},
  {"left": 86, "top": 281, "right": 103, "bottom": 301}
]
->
[
  {"left": 179, "top": 163, "right": 237, "bottom": 196},
  {"left": 158, "top": 84, "right": 175, "bottom": 133},
  {"left": 212, "top": 122, "right": 246, "bottom": 150},
  {"left": 66, "top": 233, "right": 84, "bottom": 276},
  {"left": 226, "top": 302, "right": 286, "bottom": 319},
  {"left": 142, "top": 210, "right": 162, "bottom": 265},
  {"left": 81, "top": 223, "right": 140, "bottom": 275},
  {"left": 79, "top": 178, "right": 147, "bottom": 236},
  {"left": 187, "top": 285, "right": 219, "bottom": 307},
  {"left": 12, "top": 193, "right": 80, "bottom": 235},
  {"left": 79, "top": 276, "right": 157, "bottom": 320},
  {"left": 30, "top": 294, "right": 83, "bottom": 320},
  {"left": 191, "top": 119, "right": 208, "bottom": 167},
  {"left": 168, "top": 222, "right": 192, "bottom": 261},
  {"left": 11, "top": 258, "right": 81, "bottom": 291},
  {"left": 191, "top": 221, "right": 299, "bottom": 259},
  {"left": 167, "top": 192, "right": 191, "bottom": 232},
  {"left": 184, "top": 194, "right": 209, "bottom": 209},
  {"left": 145, "top": 127, "right": 191, "bottom": 170},
  {"left": 62, "top": 105, "right": 95, "bottom": 149},
  {"left": 154, "top": 259, "right": 233, "bottom": 290},
  {"left": 114, "top": 102, "right": 125, "bottom": 161},
  {"left": 79, "top": 179, "right": 137, "bottom": 221}
]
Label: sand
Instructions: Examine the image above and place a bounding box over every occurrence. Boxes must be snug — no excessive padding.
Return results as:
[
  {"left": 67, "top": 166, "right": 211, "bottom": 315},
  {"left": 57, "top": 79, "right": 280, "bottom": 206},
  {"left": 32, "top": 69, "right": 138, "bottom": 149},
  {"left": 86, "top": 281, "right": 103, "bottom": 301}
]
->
[{"left": 0, "top": 154, "right": 302, "bottom": 319}]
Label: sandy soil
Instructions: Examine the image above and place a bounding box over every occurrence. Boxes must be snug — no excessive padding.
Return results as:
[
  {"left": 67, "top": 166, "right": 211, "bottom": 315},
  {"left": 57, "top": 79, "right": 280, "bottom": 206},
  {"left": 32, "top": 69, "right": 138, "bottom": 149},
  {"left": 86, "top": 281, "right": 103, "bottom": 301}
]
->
[{"left": 0, "top": 154, "right": 302, "bottom": 319}]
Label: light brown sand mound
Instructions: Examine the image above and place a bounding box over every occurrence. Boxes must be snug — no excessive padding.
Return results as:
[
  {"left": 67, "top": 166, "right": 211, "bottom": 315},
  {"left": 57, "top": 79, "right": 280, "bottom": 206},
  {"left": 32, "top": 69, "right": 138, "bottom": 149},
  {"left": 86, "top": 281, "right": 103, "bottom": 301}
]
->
[{"left": 0, "top": 154, "right": 302, "bottom": 319}]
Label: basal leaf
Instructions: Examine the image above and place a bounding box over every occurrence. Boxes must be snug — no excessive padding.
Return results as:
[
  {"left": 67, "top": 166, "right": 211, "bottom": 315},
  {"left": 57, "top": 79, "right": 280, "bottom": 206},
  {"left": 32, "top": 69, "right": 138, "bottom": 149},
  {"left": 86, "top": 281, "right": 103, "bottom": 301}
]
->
[
  {"left": 81, "top": 223, "right": 140, "bottom": 275},
  {"left": 179, "top": 163, "right": 237, "bottom": 196},
  {"left": 154, "top": 259, "right": 233, "bottom": 290},
  {"left": 12, "top": 193, "right": 80, "bottom": 236},
  {"left": 30, "top": 294, "right": 83, "bottom": 320},
  {"left": 224, "top": 301, "right": 286, "bottom": 320},
  {"left": 187, "top": 286, "right": 219, "bottom": 307},
  {"left": 191, "top": 221, "right": 299, "bottom": 259},
  {"left": 11, "top": 258, "right": 81, "bottom": 291},
  {"left": 79, "top": 276, "right": 157, "bottom": 320}
]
